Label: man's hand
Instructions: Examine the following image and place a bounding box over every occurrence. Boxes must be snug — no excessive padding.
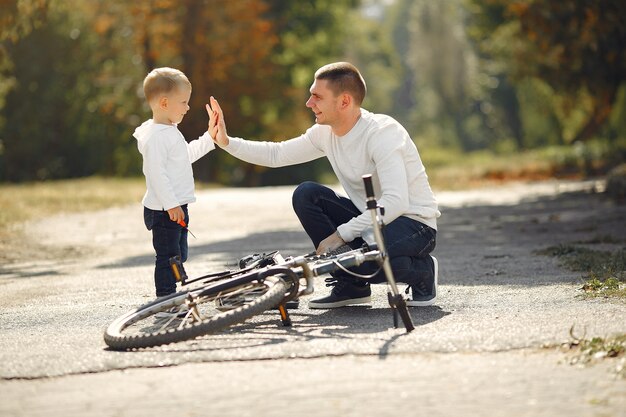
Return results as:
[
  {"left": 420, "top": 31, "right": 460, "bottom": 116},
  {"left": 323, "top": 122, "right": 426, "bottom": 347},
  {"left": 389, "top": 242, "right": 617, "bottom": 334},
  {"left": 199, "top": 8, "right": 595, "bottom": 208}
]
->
[
  {"left": 316, "top": 231, "right": 345, "bottom": 255},
  {"left": 167, "top": 206, "right": 185, "bottom": 224},
  {"left": 206, "top": 96, "right": 229, "bottom": 147}
]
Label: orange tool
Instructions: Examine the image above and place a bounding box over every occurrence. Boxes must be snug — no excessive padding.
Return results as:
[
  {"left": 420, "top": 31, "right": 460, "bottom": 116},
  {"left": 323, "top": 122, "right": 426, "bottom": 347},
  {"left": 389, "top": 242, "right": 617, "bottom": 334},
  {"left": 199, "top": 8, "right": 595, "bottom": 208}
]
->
[{"left": 177, "top": 219, "right": 197, "bottom": 239}]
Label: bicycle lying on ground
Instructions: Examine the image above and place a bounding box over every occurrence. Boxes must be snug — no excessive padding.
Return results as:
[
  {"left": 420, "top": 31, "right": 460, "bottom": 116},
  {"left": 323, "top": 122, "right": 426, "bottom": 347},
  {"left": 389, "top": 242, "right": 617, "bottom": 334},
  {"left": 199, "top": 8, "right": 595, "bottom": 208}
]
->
[{"left": 104, "top": 175, "right": 415, "bottom": 351}]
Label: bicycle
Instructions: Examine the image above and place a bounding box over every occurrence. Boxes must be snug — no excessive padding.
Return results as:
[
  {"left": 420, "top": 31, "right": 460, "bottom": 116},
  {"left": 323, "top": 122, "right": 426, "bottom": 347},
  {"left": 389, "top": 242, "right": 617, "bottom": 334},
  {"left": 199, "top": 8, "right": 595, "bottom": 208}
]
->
[{"left": 104, "top": 175, "right": 415, "bottom": 350}]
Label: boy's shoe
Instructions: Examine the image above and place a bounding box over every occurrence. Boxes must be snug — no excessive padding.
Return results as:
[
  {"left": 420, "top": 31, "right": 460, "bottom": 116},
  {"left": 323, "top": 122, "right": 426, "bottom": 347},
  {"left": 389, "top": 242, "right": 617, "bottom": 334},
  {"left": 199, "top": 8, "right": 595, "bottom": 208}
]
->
[
  {"left": 406, "top": 255, "right": 438, "bottom": 307},
  {"left": 309, "top": 277, "right": 371, "bottom": 309},
  {"left": 155, "top": 304, "right": 189, "bottom": 318}
]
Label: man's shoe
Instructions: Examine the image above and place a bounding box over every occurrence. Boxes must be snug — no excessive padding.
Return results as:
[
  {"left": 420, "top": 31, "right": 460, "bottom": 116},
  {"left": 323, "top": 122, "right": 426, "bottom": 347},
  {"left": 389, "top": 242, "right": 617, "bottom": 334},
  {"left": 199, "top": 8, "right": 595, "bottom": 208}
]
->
[
  {"left": 406, "top": 255, "right": 438, "bottom": 307},
  {"left": 155, "top": 304, "right": 189, "bottom": 318},
  {"left": 309, "top": 277, "right": 371, "bottom": 309}
]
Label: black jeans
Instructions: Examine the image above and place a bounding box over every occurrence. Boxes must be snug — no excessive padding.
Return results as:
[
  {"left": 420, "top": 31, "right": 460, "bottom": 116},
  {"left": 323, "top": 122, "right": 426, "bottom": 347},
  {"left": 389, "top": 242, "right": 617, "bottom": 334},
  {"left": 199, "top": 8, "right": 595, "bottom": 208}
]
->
[
  {"left": 292, "top": 181, "right": 436, "bottom": 285},
  {"left": 143, "top": 205, "right": 189, "bottom": 297}
]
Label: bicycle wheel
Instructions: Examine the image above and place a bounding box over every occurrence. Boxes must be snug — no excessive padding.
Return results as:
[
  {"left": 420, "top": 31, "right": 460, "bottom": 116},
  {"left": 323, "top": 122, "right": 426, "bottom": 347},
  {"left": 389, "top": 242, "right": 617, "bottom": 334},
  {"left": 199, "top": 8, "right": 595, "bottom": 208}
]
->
[{"left": 104, "top": 276, "right": 288, "bottom": 350}]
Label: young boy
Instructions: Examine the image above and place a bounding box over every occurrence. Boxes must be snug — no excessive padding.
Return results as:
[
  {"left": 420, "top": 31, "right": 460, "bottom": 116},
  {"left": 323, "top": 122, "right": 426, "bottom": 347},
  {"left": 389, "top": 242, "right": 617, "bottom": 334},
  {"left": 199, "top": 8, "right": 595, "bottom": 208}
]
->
[{"left": 134, "top": 67, "right": 216, "bottom": 308}]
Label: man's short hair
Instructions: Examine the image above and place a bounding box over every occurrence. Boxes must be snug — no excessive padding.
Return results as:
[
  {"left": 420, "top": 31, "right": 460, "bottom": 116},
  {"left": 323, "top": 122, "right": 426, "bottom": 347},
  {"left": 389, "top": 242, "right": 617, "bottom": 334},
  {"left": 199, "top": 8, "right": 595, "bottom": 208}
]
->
[
  {"left": 314, "top": 62, "right": 367, "bottom": 105},
  {"left": 143, "top": 67, "right": 191, "bottom": 103}
]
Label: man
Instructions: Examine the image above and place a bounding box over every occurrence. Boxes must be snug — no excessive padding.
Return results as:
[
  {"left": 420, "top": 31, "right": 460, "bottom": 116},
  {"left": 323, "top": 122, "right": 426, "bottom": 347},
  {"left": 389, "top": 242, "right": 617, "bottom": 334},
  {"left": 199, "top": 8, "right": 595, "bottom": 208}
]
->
[{"left": 207, "top": 62, "right": 440, "bottom": 309}]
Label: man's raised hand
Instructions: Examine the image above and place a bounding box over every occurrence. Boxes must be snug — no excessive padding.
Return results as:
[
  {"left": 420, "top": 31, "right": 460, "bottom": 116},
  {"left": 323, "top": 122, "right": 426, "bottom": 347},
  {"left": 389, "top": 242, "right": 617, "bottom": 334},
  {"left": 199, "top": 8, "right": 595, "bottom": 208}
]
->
[{"left": 206, "top": 96, "right": 229, "bottom": 147}]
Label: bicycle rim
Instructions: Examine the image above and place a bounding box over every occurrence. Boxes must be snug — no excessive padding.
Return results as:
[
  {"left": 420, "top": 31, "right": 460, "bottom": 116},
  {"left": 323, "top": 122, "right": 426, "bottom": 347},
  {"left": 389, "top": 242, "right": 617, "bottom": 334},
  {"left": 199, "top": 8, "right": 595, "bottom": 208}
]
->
[{"left": 103, "top": 276, "right": 288, "bottom": 350}]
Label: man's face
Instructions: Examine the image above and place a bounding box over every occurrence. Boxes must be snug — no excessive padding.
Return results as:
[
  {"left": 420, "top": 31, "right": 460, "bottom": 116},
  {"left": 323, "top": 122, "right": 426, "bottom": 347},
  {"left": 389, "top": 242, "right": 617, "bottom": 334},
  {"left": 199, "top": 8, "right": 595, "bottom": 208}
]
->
[
  {"left": 164, "top": 86, "right": 191, "bottom": 125},
  {"left": 305, "top": 79, "right": 340, "bottom": 126}
]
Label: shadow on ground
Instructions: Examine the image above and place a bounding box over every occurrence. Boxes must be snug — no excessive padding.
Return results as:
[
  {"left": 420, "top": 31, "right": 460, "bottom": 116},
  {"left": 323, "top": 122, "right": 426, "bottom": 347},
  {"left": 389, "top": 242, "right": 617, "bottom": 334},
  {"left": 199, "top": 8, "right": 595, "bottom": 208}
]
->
[{"left": 95, "top": 188, "right": 625, "bottom": 288}]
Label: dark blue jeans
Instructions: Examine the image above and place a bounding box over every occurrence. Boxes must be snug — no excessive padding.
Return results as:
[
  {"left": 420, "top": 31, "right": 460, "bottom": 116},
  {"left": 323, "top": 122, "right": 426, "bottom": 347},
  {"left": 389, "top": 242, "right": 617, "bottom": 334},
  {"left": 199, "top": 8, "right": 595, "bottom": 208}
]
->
[
  {"left": 292, "top": 182, "right": 436, "bottom": 286},
  {"left": 143, "top": 205, "right": 189, "bottom": 297}
]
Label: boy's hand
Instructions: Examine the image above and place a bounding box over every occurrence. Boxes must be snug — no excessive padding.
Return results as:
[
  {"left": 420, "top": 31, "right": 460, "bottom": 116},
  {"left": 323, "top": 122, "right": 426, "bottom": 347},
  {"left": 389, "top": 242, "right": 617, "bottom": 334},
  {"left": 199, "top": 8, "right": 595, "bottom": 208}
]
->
[
  {"left": 167, "top": 206, "right": 185, "bottom": 224},
  {"left": 206, "top": 96, "right": 229, "bottom": 147},
  {"left": 206, "top": 103, "right": 219, "bottom": 140}
]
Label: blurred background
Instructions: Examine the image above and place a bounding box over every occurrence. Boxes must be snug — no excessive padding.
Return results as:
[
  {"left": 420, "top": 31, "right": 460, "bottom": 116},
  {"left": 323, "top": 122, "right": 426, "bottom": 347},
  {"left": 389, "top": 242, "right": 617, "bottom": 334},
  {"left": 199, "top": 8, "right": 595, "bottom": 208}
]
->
[{"left": 0, "top": 0, "right": 625, "bottom": 188}]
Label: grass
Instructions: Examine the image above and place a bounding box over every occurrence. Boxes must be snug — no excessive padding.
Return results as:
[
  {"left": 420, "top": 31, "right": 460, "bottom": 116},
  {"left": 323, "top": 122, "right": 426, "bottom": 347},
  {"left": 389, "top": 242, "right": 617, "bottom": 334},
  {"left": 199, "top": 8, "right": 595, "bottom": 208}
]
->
[
  {"left": 563, "top": 330, "right": 626, "bottom": 379},
  {"left": 536, "top": 244, "right": 626, "bottom": 299},
  {"left": 2, "top": 141, "right": 622, "bottom": 230},
  {"left": 0, "top": 177, "right": 147, "bottom": 233},
  {"left": 422, "top": 142, "right": 623, "bottom": 191},
  {"left": 0, "top": 151, "right": 538, "bottom": 232},
  {"left": 424, "top": 148, "right": 558, "bottom": 190},
  {"left": 0, "top": 143, "right": 623, "bottom": 254}
]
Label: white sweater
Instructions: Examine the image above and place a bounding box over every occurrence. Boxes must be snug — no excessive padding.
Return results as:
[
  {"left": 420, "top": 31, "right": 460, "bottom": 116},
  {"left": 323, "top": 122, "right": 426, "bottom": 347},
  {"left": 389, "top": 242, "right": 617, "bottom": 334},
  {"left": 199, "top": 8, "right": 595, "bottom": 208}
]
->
[
  {"left": 134, "top": 120, "right": 215, "bottom": 211},
  {"left": 222, "top": 109, "right": 440, "bottom": 242}
]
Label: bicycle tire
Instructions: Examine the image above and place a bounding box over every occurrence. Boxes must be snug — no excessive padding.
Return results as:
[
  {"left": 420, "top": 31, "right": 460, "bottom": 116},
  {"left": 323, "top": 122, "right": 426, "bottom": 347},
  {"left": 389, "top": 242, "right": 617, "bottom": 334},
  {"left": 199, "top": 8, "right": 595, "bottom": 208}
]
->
[{"left": 104, "top": 276, "right": 288, "bottom": 350}]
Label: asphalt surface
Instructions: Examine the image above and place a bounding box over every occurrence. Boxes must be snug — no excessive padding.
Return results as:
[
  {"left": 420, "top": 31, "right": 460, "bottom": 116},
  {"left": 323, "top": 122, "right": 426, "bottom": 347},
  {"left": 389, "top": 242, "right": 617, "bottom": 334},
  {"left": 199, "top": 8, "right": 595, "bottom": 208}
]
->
[{"left": 0, "top": 180, "right": 624, "bottom": 416}]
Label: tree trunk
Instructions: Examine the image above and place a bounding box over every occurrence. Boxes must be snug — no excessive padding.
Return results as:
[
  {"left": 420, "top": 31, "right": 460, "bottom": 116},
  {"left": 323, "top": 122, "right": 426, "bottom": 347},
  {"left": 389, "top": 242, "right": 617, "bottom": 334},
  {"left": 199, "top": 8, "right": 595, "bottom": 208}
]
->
[{"left": 571, "top": 87, "right": 618, "bottom": 143}]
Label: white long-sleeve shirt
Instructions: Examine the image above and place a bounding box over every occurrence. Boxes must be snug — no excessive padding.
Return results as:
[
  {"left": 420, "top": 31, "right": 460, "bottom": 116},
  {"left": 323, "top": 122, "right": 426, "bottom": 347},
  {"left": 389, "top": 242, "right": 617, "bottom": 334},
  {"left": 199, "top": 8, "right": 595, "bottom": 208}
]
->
[
  {"left": 134, "top": 120, "right": 215, "bottom": 211},
  {"left": 222, "top": 109, "right": 440, "bottom": 242}
]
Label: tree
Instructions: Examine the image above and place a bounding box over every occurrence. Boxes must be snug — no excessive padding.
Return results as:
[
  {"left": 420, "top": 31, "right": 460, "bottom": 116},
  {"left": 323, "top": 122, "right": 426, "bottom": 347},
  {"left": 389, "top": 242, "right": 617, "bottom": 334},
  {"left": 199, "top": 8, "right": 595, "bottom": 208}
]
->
[
  {"left": 111, "top": 0, "right": 348, "bottom": 185},
  {"left": 469, "top": 0, "right": 626, "bottom": 144},
  {"left": 0, "top": 0, "right": 364, "bottom": 184},
  {"left": 1, "top": 3, "right": 104, "bottom": 180},
  {"left": 0, "top": 0, "right": 49, "bottom": 42}
]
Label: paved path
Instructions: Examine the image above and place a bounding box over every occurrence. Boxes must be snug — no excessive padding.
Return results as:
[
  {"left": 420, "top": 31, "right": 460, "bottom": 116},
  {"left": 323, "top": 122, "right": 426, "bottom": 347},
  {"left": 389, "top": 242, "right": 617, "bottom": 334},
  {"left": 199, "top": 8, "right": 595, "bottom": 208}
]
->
[{"left": 0, "top": 180, "right": 624, "bottom": 416}]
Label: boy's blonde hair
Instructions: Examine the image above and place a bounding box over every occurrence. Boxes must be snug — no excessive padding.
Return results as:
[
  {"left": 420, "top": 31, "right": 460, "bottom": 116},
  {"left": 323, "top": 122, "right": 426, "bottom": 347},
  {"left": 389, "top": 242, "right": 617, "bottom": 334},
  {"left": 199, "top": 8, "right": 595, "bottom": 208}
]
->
[{"left": 143, "top": 67, "right": 191, "bottom": 103}]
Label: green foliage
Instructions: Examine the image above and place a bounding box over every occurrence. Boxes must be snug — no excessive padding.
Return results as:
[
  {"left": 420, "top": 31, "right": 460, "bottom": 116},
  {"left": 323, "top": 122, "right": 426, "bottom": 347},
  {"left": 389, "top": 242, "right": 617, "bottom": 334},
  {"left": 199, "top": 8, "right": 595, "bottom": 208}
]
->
[
  {"left": 537, "top": 244, "right": 626, "bottom": 299},
  {"left": 0, "top": 1, "right": 144, "bottom": 181},
  {"left": 0, "top": 0, "right": 48, "bottom": 43},
  {"left": 383, "top": 0, "right": 492, "bottom": 151},
  {"left": 201, "top": 0, "right": 359, "bottom": 186},
  {"left": 0, "top": 0, "right": 625, "bottom": 185},
  {"left": 564, "top": 332, "right": 626, "bottom": 378},
  {"left": 467, "top": 0, "right": 626, "bottom": 145},
  {"left": 0, "top": 0, "right": 357, "bottom": 184},
  {"left": 578, "top": 335, "right": 626, "bottom": 359},
  {"left": 2, "top": 9, "right": 123, "bottom": 180}
]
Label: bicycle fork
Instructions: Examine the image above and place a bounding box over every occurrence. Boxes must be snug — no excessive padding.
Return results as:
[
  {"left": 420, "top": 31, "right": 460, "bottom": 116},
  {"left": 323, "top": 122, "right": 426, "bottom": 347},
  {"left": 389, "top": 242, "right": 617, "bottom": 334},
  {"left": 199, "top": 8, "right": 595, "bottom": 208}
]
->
[{"left": 362, "top": 174, "right": 415, "bottom": 333}]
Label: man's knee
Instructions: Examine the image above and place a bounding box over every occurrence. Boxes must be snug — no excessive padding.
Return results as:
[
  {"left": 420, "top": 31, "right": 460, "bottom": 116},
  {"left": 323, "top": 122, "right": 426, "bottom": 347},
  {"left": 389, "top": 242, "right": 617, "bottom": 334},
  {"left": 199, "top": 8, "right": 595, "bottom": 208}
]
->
[
  {"left": 292, "top": 181, "right": 321, "bottom": 209},
  {"left": 292, "top": 181, "right": 320, "bottom": 199}
]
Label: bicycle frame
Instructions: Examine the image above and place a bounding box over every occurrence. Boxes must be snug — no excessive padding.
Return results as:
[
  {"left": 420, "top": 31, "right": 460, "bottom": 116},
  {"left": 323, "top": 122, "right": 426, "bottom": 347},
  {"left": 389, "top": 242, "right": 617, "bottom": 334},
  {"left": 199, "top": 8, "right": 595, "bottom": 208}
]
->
[{"left": 169, "top": 174, "right": 415, "bottom": 333}]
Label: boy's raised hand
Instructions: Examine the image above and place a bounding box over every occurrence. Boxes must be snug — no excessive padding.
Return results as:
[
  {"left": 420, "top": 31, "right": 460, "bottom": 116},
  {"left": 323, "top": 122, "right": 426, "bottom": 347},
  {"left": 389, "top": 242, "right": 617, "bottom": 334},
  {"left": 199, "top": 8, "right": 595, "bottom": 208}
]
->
[
  {"left": 206, "top": 96, "right": 229, "bottom": 147},
  {"left": 207, "top": 104, "right": 219, "bottom": 140}
]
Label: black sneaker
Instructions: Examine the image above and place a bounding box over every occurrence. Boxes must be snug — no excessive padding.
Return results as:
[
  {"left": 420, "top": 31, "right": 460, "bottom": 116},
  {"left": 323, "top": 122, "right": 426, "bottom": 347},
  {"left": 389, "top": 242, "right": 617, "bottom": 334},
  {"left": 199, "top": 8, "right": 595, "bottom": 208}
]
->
[
  {"left": 406, "top": 255, "right": 438, "bottom": 307},
  {"left": 308, "top": 277, "right": 371, "bottom": 309}
]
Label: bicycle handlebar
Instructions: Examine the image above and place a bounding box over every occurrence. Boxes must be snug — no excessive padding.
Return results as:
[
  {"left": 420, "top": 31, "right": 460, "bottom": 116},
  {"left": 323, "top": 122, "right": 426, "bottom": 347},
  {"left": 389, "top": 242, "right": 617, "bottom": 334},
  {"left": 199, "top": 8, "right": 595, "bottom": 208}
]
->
[{"left": 363, "top": 173, "right": 375, "bottom": 199}]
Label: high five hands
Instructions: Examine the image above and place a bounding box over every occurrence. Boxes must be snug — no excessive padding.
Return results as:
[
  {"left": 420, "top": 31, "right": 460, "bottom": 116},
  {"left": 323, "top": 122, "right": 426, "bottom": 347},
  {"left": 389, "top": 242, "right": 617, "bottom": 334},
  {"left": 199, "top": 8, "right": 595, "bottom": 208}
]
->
[{"left": 206, "top": 96, "right": 229, "bottom": 147}]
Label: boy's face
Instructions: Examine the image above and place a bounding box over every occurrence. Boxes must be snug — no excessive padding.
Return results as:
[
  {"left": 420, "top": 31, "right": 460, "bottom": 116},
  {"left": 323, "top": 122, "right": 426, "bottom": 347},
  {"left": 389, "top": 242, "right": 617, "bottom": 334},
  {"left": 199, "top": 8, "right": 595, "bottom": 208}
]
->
[{"left": 158, "top": 86, "right": 191, "bottom": 125}]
